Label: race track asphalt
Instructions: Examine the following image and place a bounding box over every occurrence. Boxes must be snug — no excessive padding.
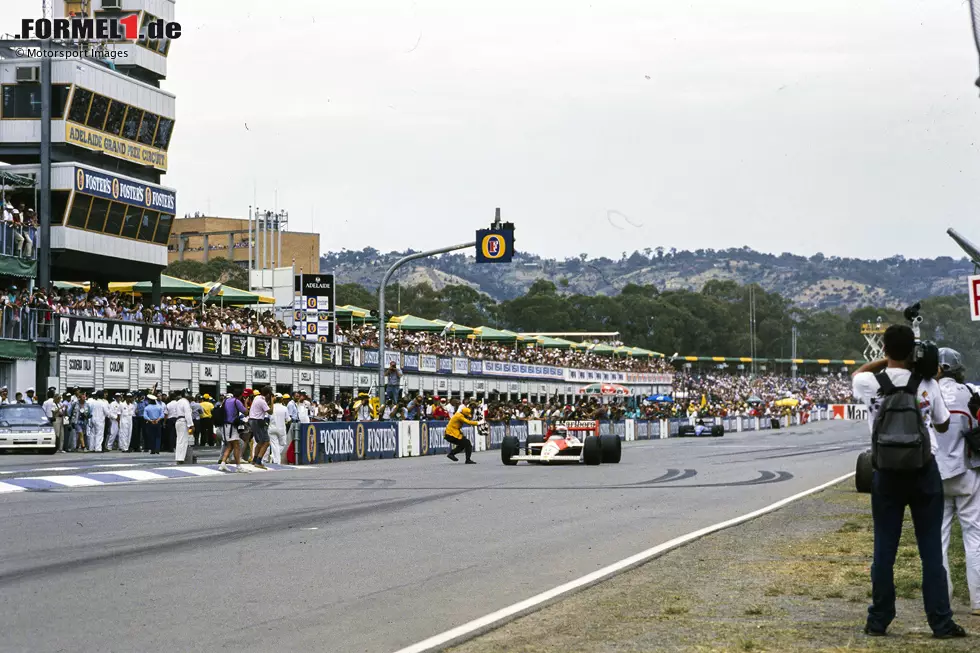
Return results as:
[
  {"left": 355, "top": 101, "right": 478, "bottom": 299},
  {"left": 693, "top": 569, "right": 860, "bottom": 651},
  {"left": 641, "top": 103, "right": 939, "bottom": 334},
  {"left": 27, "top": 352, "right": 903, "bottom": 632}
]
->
[{"left": 0, "top": 420, "right": 868, "bottom": 653}]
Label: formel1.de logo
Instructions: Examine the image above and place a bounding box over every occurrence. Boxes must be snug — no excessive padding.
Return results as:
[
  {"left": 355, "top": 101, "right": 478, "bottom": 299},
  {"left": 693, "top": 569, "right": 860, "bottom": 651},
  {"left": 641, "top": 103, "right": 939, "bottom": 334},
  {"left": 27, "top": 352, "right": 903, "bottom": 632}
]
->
[{"left": 18, "top": 16, "right": 182, "bottom": 41}]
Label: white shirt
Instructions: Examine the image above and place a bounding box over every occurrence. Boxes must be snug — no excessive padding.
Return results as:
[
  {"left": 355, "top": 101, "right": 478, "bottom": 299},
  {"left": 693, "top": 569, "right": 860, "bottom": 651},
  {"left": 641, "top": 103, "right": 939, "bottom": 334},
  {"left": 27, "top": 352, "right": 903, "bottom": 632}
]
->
[
  {"left": 108, "top": 401, "right": 121, "bottom": 420},
  {"left": 852, "top": 368, "right": 950, "bottom": 454},
  {"left": 166, "top": 399, "right": 178, "bottom": 418},
  {"left": 174, "top": 397, "right": 193, "bottom": 423},
  {"left": 89, "top": 398, "right": 108, "bottom": 422},
  {"left": 271, "top": 404, "right": 288, "bottom": 432},
  {"left": 120, "top": 402, "right": 136, "bottom": 419},
  {"left": 357, "top": 403, "right": 372, "bottom": 421},
  {"left": 936, "top": 376, "right": 980, "bottom": 478},
  {"left": 446, "top": 403, "right": 456, "bottom": 418},
  {"left": 298, "top": 401, "right": 310, "bottom": 423},
  {"left": 42, "top": 398, "right": 57, "bottom": 420}
]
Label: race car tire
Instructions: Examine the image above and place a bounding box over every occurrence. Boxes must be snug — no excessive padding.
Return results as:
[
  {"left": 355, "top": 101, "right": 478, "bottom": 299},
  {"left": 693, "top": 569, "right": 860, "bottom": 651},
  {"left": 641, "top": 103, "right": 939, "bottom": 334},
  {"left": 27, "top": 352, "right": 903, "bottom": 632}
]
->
[
  {"left": 677, "top": 425, "right": 696, "bottom": 437},
  {"left": 501, "top": 435, "right": 520, "bottom": 466},
  {"left": 855, "top": 449, "right": 873, "bottom": 494},
  {"left": 525, "top": 434, "right": 544, "bottom": 456},
  {"left": 710, "top": 425, "right": 724, "bottom": 437},
  {"left": 583, "top": 435, "right": 602, "bottom": 466},
  {"left": 599, "top": 435, "right": 622, "bottom": 463}
]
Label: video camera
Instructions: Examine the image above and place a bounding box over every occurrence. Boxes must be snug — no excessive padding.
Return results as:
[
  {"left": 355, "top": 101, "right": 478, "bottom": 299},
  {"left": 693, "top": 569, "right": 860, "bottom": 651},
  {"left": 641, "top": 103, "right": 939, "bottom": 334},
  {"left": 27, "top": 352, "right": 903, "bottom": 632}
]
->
[{"left": 903, "top": 302, "right": 939, "bottom": 379}]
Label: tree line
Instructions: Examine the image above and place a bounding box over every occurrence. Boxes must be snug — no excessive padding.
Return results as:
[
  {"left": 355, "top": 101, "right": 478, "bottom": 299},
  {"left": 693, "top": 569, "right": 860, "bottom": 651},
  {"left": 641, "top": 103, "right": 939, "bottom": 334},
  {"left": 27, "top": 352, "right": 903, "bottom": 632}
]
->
[{"left": 337, "top": 279, "right": 980, "bottom": 371}]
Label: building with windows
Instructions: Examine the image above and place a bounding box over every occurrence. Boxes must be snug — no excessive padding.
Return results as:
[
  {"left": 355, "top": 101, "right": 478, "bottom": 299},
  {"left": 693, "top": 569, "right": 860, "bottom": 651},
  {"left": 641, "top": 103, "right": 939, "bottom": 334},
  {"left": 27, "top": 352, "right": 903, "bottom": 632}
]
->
[
  {"left": 0, "top": 0, "right": 178, "bottom": 389},
  {"left": 169, "top": 215, "right": 321, "bottom": 276}
]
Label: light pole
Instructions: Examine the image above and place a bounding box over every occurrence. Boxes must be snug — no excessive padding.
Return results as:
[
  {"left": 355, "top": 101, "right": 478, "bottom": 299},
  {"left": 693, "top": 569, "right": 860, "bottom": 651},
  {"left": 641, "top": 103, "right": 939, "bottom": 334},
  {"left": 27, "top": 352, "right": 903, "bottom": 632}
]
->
[{"left": 378, "top": 242, "right": 475, "bottom": 395}]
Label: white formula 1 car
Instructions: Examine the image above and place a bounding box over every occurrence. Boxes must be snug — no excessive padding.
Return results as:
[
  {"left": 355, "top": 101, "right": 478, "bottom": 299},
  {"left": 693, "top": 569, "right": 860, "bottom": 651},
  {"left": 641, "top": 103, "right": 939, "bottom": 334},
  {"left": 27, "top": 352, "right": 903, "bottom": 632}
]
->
[{"left": 501, "top": 422, "right": 621, "bottom": 465}]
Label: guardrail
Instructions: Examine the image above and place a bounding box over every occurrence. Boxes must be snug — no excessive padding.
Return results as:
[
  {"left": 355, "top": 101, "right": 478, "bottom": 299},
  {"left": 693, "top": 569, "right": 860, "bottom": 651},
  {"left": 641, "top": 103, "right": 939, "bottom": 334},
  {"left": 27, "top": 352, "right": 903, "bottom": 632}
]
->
[
  {"left": 289, "top": 409, "right": 838, "bottom": 464},
  {"left": 0, "top": 307, "right": 54, "bottom": 342},
  {"left": 0, "top": 223, "right": 38, "bottom": 259}
]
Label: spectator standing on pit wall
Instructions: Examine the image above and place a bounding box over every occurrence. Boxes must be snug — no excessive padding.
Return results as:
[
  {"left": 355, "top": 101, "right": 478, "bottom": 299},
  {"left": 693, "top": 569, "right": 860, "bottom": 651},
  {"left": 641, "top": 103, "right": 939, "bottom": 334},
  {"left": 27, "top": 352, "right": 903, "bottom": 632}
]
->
[
  {"left": 248, "top": 387, "right": 273, "bottom": 470},
  {"left": 851, "top": 325, "right": 965, "bottom": 639},
  {"left": 934, "top": 348, "right": 980, "bottom": 617},
  {"left": 384, "top": 361, "right": 402, "bottom": 404}
]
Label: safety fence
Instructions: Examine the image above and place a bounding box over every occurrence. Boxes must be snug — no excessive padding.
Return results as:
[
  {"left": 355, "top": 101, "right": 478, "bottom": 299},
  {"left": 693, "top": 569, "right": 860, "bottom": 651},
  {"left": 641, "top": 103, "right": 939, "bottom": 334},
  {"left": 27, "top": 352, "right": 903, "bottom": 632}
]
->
[
  {"left": 0, "top": 307, "right": 55, "bottom": 342},
  {"left": 292, "top": 408, "right": 846, "bottom": 465},
  {"left": 0, "top": 223, "right": 37, "bottom": 259}
]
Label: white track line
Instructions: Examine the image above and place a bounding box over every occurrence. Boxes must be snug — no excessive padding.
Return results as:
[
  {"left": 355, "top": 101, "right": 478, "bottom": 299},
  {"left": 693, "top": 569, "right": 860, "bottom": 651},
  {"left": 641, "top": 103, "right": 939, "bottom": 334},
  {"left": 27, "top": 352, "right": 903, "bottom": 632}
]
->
[
  {"left": 33, "top": 475, "right": 105, "bottom": 487},
  {"left": 392, "top": 471, "right": 857, "bottom": 653}
]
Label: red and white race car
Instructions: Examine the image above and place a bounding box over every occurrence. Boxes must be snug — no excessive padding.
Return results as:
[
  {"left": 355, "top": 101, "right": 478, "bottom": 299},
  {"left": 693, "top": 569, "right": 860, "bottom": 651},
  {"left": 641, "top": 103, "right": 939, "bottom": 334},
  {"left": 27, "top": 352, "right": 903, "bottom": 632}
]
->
[{"left": 501, "top": 421, "right": 621, "bottom": 465}]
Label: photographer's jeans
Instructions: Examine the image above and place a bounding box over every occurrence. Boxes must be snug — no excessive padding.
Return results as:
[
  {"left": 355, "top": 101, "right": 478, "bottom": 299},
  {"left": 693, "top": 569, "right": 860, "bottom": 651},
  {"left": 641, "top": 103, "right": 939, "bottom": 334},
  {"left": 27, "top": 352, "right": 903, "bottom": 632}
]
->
[{"left": 868, "top": 459, "right": 954, "bottom": 634}]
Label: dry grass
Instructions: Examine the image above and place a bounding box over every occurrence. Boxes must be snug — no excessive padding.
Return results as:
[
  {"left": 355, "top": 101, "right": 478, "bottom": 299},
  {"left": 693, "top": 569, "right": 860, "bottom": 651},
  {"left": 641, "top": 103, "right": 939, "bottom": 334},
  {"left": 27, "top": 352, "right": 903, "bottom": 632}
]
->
[{"left": 450, "top": 483, "right": 975, "bottom": 653}]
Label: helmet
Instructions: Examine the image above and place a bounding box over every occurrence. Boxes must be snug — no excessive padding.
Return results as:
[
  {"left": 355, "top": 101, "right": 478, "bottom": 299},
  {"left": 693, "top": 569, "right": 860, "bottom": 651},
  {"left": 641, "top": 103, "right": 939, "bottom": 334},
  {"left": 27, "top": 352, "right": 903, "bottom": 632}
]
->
[{"left": 460, "top": 406, "right": 472, "bottom": 418}]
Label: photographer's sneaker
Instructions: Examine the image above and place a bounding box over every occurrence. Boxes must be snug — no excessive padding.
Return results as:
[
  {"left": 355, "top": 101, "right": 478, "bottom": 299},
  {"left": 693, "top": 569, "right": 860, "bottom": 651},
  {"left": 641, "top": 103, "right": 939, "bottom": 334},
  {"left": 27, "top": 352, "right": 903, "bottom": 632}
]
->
[{"left": 218, "top": 462, "right": 228, "bottom": 472}]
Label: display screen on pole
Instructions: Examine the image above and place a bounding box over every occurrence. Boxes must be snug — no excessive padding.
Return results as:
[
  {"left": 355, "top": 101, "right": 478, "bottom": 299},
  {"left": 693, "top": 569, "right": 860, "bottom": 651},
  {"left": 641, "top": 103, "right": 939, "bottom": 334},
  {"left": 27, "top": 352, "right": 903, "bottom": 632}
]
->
[
  {"left": 294, "top": 274, "right": 335, "bottom": 342},
  {"left": 475, "top": 229, "right": 515, "bottom": 263}
]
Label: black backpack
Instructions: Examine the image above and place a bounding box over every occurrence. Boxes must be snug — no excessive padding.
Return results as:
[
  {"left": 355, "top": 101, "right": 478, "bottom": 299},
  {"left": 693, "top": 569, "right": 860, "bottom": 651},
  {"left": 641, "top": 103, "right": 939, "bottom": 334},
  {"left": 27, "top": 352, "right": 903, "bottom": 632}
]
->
[
  {"left": 211, "top": 399, "right": 227, "bottom": 427},
  {"left": 871, "top": 372, "right": 932, "bottom": 471}
]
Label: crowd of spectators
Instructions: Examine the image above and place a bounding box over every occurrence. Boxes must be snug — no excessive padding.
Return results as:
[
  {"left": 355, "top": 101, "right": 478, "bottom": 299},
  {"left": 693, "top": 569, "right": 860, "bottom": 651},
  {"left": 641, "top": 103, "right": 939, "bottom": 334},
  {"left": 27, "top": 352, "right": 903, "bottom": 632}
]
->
[
  {"left": 12, "top": 285, "right": 291, "bottom": 336},
  {"left": 338, "top": 324, "right": 674, "bottom": 373}
]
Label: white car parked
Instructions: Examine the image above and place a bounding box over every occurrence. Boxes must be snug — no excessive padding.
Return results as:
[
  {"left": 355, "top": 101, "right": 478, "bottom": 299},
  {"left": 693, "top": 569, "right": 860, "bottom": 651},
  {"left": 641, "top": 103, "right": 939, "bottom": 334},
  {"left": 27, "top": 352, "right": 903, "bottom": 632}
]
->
[{"left": 0, "top": 404, "right": 56, "bottom": 454}]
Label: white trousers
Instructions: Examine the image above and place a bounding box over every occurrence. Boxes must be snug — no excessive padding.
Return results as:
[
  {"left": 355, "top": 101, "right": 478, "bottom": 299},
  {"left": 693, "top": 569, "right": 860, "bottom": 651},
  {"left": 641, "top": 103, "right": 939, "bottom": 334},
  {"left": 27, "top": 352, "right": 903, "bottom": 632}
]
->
[
  {"left": 268, "top": 426, "right": 286, "bottom": 464},
  {"left": 942, "top": 467, "right": 980, "bottom": 610},
  {"left": 107, "top": 419, "right": 120, "bottom": 450},
  {"left": 118, "top": 416, "right": 133, "bottom": 451},
  {"left": 175, "top": 418, "right": 190, "bottom": 462},
  {"left": 87, "top": 417, "right": 105, "bottom": 451}
]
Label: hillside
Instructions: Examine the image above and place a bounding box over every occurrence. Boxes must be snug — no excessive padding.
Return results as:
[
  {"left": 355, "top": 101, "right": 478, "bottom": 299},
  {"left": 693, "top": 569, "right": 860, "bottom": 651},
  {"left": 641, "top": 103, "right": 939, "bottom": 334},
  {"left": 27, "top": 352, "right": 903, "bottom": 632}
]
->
[{"left": 320, "top": 247, "right": 972, "bottom": 311}]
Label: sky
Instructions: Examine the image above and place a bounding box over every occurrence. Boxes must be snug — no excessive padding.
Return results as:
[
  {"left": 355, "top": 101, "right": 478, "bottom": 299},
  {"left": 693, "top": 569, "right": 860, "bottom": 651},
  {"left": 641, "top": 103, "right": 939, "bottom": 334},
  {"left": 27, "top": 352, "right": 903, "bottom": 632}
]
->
[{"left": 7, "top": 0, "right": 980, "bottom": 261}]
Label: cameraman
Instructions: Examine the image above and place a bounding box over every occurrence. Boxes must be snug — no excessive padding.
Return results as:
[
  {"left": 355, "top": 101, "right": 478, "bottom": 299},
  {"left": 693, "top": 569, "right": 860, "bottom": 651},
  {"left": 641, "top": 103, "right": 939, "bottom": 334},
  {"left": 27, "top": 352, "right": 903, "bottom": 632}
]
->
[
  {"left": 935, "top": 348, "right": 980, "bottom": 617},
  {"left": 852, "top": 324, "right": 965, "bottom": 639}
]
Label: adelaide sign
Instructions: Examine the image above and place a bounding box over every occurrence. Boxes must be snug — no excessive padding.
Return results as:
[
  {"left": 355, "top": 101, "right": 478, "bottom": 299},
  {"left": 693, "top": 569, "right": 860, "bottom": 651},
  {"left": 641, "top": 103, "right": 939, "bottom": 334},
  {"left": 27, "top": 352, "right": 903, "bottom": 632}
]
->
[{"left": 60, "top": 316, "right": 203, "bottom": 353}]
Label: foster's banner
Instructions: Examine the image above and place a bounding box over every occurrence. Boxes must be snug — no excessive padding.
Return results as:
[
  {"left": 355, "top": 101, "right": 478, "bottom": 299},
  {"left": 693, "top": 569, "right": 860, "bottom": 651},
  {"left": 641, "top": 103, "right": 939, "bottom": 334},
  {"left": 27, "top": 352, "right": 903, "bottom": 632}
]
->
[
  {"left": 299, "top": 422, "right": 399, "bottom": 464},
  {"left": 74, "top": 166, "right": 176, "bottom": 214}
]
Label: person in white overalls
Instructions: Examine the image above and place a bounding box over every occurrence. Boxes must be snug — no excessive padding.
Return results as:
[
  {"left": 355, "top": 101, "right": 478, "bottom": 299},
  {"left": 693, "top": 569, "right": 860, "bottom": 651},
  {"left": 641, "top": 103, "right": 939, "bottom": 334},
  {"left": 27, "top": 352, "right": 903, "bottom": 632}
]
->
[
  {"left": 935, "top": 348, "right": 980, "bottom": 617},
  {"left": 118, "top": 393, "right": 135, "bottom": 452},
  {"left": 267, "top": 394, "right": 289, "bottom": 465},
  {"left": 106, "top": 394, "right": 122, "bottom": 450},
  {"left": 87, "top": 390, "right": 108, "bottom": 452},
  {"left": 173, "top": 389, "right": 194, "bottom": 464}
]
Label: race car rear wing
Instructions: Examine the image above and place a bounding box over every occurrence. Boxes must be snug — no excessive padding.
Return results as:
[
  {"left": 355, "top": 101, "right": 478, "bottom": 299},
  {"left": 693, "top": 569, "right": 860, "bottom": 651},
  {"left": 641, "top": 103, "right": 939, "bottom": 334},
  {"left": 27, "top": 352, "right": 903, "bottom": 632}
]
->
[{"left": 548, "top": 420, "right": 599, "bottom": 438}]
